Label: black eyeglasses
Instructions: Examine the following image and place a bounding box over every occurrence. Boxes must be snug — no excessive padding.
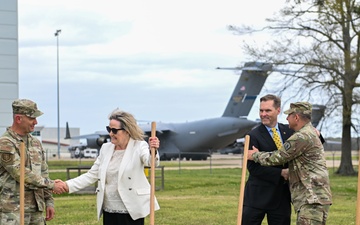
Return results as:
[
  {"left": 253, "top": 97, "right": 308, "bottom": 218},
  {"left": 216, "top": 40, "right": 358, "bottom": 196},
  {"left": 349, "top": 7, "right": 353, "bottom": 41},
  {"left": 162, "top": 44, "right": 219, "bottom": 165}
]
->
[{"left": 106, "top": 126, "right": 125, "bottom": 134}]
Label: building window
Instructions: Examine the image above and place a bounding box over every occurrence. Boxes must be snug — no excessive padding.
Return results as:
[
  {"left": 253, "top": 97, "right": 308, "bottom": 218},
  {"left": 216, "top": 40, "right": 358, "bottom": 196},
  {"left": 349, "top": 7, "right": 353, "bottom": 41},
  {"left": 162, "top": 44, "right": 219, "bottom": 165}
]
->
[{"left": 32, "top": 131, "right": 40, "bottom": 136}]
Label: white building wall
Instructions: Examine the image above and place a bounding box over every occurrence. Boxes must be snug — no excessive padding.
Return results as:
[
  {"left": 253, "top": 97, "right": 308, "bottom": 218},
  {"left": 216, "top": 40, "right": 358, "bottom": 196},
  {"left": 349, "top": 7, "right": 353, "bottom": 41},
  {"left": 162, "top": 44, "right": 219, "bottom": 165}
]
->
[
  {"left": 0, "top": 0, "right": 18, "bottom": 133},
  {"left": 0, "top": 2, "right": 82, "bottom": 159},
  {"left": 40, "top": 127, "right": 80, "bottom": 159}
]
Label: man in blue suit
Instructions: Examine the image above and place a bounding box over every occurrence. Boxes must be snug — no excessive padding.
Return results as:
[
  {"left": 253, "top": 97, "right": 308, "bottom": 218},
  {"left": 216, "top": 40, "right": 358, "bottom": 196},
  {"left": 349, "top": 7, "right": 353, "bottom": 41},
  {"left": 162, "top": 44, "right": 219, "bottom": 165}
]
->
[
  {"left": 242, "top": 94, "right": 292, "bottom": 225},
  {"left": 242, "top": 94, "right": 325, "bottom": 225}
]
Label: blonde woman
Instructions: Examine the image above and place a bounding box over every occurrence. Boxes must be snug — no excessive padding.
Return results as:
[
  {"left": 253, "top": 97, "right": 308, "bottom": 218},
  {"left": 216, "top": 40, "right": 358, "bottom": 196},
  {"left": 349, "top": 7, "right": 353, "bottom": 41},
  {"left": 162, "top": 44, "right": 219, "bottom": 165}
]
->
[{"left": 58, "top": 108, "right": 160, "bottom": 225}]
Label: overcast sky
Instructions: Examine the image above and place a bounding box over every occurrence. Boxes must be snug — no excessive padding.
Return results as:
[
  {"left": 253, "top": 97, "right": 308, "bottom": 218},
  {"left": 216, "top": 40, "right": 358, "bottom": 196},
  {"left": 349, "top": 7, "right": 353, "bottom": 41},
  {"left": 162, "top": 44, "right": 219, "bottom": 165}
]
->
[{"left": 18, "top": 0, "right": 294, "bottom": 135}]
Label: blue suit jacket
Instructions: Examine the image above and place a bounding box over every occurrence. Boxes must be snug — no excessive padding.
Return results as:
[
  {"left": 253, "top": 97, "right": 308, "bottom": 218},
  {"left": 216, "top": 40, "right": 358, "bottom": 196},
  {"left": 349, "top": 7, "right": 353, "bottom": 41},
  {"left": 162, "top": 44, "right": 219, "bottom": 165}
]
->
[{"left": 243, "top": 123, "right": 293, "bottom": 210}]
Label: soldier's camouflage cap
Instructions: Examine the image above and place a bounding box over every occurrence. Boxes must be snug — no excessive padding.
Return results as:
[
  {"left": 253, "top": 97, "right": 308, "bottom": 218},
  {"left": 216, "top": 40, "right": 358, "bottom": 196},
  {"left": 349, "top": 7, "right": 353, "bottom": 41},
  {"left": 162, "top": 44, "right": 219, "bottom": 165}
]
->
[
  {"left": 12, "top": 99, "right": 43, "bottom": 118},
  {"left": 284, "top": 101, "right": 312, "bottom": 115}
]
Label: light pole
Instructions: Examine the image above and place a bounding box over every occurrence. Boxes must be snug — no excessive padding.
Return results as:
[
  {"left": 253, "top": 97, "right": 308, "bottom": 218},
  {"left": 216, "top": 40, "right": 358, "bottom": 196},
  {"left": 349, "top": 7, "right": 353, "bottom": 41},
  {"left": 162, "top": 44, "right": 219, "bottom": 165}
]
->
[{"left": 55, "top": 29, "right": 61, "bottom": 159}]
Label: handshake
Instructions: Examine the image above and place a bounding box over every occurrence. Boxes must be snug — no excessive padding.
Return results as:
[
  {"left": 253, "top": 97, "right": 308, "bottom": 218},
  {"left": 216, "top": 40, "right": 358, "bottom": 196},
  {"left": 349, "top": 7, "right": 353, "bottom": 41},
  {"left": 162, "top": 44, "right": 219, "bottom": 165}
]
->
[{"left": 53, "top": 179, "right": 69, "bottom": 194}]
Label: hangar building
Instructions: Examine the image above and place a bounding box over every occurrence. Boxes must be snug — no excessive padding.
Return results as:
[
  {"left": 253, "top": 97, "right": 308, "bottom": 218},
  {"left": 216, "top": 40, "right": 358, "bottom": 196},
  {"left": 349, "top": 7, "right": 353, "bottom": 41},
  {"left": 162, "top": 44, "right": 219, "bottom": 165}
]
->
[
  {"left": 0, "top": 1, "right": 81, "bottom": 159},
  {"left": 0, "top": 1, "right": 18, "bottom": 133}
]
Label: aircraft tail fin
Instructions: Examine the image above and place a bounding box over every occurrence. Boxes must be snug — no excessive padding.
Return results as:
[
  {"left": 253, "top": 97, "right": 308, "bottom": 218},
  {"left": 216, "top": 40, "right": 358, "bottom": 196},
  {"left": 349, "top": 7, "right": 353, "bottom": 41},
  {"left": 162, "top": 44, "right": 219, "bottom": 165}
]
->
[
  {"left": 311, "top": 104, "right": 325, "bottom": 128},
  {"left": 65, "top": 122, "right": 71, "bottom": 139},
  {"left": 222, "top": 62, "right": 272, "bottom": 118}
]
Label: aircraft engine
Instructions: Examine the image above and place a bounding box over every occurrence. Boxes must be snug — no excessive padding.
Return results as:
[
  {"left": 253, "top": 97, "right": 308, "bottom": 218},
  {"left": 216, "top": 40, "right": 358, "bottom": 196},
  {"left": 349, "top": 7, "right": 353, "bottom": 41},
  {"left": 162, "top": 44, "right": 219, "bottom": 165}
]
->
[
  {"left": 85, "top": 136, "right": 108, "bottom": 149},
  {"left": 97, "top": 136, "right": 108, "bottom": 146}
]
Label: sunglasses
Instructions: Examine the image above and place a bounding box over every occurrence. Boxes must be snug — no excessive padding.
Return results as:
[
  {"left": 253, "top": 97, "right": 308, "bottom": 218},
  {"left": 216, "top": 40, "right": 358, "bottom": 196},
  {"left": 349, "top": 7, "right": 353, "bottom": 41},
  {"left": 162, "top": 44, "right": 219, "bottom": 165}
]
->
[{"left": 106, "top": 126, "right": 125, "bottom": 134}]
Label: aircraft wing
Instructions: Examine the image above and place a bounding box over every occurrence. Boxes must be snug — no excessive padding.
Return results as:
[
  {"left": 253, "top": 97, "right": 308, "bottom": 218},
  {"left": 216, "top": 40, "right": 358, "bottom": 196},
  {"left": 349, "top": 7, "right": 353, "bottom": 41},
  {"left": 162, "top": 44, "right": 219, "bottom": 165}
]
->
[
  {"left": 139, "top": 122, "right": 173, "bottom": 134},
  {"left": 69, "top": 123, "right": 171, "bottom": 140},
  {"left": 70, "top": 131, "right": 109, "bottom": 139}
]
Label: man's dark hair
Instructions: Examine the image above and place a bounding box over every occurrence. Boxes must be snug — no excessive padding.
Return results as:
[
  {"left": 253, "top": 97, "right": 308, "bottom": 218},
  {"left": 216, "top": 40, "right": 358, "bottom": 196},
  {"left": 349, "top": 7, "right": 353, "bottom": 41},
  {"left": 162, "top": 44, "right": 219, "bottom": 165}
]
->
[{"left": 260, "top": 94, "right": 281, "bottom": 109}]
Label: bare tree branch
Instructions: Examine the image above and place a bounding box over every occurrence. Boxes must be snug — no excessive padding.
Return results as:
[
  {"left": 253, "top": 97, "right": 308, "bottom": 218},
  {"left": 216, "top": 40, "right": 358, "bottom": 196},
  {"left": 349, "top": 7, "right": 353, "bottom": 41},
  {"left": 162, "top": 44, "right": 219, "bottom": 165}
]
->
[{"left": 230, "top": 0, "right": 360, "bottom": 175}]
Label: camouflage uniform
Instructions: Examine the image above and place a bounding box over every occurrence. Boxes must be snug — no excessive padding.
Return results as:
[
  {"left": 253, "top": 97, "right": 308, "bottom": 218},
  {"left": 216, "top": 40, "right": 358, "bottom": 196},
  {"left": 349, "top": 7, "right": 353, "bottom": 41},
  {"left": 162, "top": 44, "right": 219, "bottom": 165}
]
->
[
  {"left": 0, "top": 99, "right": 55, "bottom": 225},
  {"left": 252, "top": 102, "right": 332, "bottom": 225}
]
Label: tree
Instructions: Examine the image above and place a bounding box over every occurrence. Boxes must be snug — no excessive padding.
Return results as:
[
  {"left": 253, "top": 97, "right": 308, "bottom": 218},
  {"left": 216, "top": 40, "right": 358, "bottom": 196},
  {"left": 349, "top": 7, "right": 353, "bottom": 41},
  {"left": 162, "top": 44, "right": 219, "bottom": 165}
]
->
[{"left": 229, "top": 0, "right": 360, "bottom": 175}]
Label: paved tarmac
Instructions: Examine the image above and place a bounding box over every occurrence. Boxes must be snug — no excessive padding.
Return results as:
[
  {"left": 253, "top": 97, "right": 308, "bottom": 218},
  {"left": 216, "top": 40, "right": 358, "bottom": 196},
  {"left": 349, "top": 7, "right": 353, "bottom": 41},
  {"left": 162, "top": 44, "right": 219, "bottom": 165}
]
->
[
  {"left": 162, "top": 151, "right": 359, "bottom": 170},
  {"left": 48, "top": 151, "right": 358, "bottom": 171}
]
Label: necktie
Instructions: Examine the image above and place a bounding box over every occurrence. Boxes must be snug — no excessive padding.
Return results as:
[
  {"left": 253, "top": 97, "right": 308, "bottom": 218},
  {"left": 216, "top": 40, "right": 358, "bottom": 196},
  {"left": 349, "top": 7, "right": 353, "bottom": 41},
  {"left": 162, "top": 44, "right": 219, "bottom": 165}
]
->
[{"left": 271, "top": 127, "right": 282, "bottom": 150}]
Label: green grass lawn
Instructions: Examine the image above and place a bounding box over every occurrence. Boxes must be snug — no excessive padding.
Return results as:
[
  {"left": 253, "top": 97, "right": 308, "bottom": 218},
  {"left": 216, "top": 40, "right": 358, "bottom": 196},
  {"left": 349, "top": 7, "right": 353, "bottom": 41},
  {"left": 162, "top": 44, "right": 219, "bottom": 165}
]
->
[{"left": 46, "top": 162, "right": 358, "bottom": 225}]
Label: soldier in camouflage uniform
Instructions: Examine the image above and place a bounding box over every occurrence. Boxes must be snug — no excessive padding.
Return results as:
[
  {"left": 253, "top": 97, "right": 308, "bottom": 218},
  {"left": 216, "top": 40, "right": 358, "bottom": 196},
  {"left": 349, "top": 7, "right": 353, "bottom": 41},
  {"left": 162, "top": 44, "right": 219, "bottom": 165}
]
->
[
  {"left": 0, "top": 99, "right": 65, "bottom": 225},
  {"left": 247, "top": 102, "right": 332, "bottom": 225}
]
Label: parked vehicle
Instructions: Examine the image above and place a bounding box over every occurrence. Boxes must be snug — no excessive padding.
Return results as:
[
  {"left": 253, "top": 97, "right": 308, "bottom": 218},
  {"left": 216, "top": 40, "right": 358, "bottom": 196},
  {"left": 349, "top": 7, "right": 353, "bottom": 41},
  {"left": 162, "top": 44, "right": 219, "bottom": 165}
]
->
[{"left": 83, "top": 149, "right": 98, "bottom": 158}]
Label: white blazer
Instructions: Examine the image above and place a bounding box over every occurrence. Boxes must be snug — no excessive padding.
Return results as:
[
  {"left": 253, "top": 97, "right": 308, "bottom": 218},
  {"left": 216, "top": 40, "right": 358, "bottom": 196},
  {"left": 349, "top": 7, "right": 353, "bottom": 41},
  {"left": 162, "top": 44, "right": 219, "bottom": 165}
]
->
[{"left": 66, "top": 138, "right": 160, "bottom": 220}]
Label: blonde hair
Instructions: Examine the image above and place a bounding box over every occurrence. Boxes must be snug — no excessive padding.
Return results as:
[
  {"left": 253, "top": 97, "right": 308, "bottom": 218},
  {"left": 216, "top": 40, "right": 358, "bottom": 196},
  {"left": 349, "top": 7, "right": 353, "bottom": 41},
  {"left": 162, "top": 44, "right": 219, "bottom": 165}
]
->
[{"left": 108, "top": 108, "right": 145, "bottom": 141}]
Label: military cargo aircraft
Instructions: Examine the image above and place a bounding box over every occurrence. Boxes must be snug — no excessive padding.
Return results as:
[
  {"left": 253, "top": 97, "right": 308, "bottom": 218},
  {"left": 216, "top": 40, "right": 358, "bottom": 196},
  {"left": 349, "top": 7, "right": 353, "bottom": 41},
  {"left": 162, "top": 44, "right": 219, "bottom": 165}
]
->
[
  {"left": 66, "top": 61, "right": 326, "bottom": 160},
  {"left": 217, "top": 104, "right": 326, "bottom": 155}
]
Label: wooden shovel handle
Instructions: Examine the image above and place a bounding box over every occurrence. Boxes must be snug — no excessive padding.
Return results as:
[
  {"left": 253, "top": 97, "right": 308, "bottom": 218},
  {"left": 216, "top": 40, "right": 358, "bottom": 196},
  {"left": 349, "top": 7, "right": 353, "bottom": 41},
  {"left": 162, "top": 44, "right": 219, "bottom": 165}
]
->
[
  {"left": 20, "top": 142, "right": 25, "bottom": 225},
  {"left": 150, "top": 122, "right": 156, "bottom": 225},
  {"left": 237, "top": 135, "right": 250, "bottom": 225}
]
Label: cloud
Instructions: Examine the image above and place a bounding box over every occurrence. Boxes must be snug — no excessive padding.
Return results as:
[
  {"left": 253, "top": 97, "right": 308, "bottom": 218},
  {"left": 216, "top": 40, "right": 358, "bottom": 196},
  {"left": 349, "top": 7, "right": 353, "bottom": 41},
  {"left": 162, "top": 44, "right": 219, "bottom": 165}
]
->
[{"left": 17, "top": 0, "right": 286, "bottom": 135}]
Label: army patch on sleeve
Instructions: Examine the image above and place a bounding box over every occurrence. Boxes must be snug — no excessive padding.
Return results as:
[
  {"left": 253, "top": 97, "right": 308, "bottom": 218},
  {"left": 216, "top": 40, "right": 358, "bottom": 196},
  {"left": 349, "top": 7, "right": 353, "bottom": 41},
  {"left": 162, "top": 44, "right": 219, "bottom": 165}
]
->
[
  {"left": 0, "top": 143, "right": 13, "bottom": 152},
  {"left": 284, "top": 142, "right": 291, "bottom": 151},
  {"left": 1, "top": 153, "right": 14, "bottom": 164}
]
